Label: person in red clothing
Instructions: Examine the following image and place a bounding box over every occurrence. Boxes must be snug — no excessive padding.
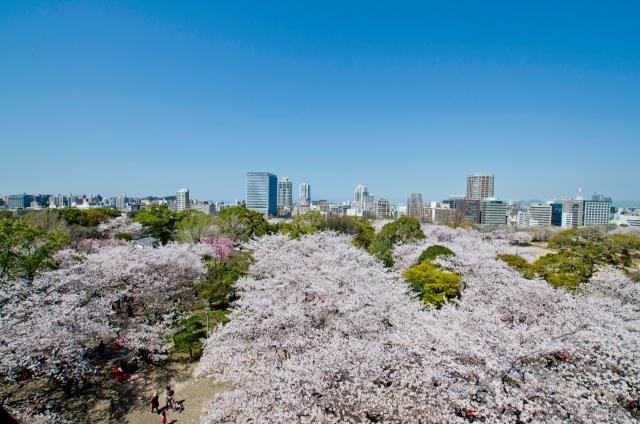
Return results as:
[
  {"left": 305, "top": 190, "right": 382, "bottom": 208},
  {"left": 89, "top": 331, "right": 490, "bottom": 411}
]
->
[{"left": 160, "top": 410, "right": 167, "bottom": 424}]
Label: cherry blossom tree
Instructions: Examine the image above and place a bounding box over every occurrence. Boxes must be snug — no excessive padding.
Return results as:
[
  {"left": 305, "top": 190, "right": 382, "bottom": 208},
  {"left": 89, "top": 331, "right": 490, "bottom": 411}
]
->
[
  {"left": 197, "top": 228, "right": 639, "bottom": 423},
  {"left": 0, "top": 242, "right": 213, "bottom": 389}
]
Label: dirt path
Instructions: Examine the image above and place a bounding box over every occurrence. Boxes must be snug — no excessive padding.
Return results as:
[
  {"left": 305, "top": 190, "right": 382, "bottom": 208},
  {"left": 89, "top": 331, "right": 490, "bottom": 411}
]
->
[{"left": 124, "top": 367, "right": 222, "bottom": 424}]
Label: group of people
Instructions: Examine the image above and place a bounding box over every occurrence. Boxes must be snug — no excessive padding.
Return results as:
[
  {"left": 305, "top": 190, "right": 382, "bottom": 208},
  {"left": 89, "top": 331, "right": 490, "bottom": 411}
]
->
[{"left": 149, "top": 386, "right": 184, "bottom": 423}]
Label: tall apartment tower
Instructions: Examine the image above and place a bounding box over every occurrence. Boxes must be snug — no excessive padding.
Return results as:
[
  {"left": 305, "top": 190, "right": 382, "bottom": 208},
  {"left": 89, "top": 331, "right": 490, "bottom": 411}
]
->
[
  {"left": 176, "top": 188, "right": 190, "bottom": 212},
  {"left": 246, "top": 172, "right": 277, "bottom": 216},
  {"left": 298, "top": 183, "right": 311, "bottom": 207},
  {"left": 466, "top": 173, "right": 495, "bottom": 200},
  {"left": 353, "top": 185, "right": 370, "bottom": 214},
  {"left": 407, "top": 193, "right": 424, "bottom": 221},
  {"left": 277, "top": 177, "right": 293, "bottom": 216}
]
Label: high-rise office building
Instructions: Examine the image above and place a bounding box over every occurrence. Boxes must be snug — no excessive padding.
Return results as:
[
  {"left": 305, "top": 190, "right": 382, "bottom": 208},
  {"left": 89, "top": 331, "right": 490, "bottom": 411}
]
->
[
  {"left": 550, "top": 203, "right": 563, "bottom": 226},
  {"left": 480, "top": 198, "right": 507, "bottom": 225},
  {"left": 528, "top": 203, "right": 552, "bottom": 226},
  {"left": 352, "top": 185, "right": 370, "bottom": 215},
  {"left": 277, "top": 177, "right": 293, "bottom": 216},
  {"left": 375, "top": 198, "right": 391, "bottom": 219},
  {"left": 561, "top": 200, "right": 583, "bottom": 228},
  {"left": 7, "top": 194, "right": 33, "bottom": 209},
  {"left": 298, "top": 183, "right": 311, "bottom": 207},
  {"left": 466, "top": 173, "right": 495, "bottom": 200},
  {"left": 583, "top": 199, "right": 612, "bottom": 226},
  {"left": 407, "top": 193, "right": 424, "bottom": 221},
  {"left": 246, "top": 172, "right": 277, "bottom": 216},
  {"left": 176, "top": 188, "right": 190, "bottom": 212}
]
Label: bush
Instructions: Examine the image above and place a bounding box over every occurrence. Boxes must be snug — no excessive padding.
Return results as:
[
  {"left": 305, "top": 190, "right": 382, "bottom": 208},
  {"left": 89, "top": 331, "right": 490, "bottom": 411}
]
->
[
  {"left": 497, "top": 254, "right": 534, "bottom": 278},
  {"left": 133, "top": 204, "right": 183, "bottom": 244},
  {"left": 368, "top": 217, "right": 425, "bottom": 267},
  {"left": 498, "top": 252, "right": 593, "bottom": 291},
  {"left": 217, "top": 207, "right": 277, "bottom": 241},
  {"left": 403, "top": 261, "right": 461, "bottom": 308},
  {"left": 57, "top": 208, "right": 120, "bottom": 227},
  {"left": 115, "top": 232, "right": 134, "bottom": 241},
  {"left": 417, "top": 245, "right": 454, "bottom": 264}
]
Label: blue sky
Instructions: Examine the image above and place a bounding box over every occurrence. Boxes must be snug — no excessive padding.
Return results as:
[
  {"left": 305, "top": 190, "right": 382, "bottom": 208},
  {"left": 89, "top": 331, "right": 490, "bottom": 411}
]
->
[{"left": 1, "top": 1, "right": 639, "bottom": 204}]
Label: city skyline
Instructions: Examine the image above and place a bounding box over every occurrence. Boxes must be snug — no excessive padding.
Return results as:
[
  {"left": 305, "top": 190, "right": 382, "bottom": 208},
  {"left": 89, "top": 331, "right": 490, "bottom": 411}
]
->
[{"left": 2, "top": 2, "right": 639, "bottom": 201}]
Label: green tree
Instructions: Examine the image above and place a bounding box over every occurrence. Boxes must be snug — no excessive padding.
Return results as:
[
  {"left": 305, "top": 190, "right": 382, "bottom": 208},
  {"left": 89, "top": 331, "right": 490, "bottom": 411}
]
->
[
  {"left": 217, "top": 207, "right": 276, "bottom": 241},
  {"left": 417, "top": 245, "right": 454, "bottom": 264},
  {"left": 0, "top": 219, "right": 69, "bottom": 282},
  {"left": 403, "top": 261, "right": 461, "bottom": 308},
  {"left": 368, "top": 217, "right": 425, "bottom": 267},
  {"left": 132, "top": 204, "right": 182, "bottom": 244},
  {"left": 320, "top": 215, "right": 375, "bottom": 249},
  {"left": 175, "top": 210, "right": 219, "bottom": 243},
  {"left": 173, "top": 315, "right": 206, "bottom": 361},
  {"left": 198, "top": 251, "right": 251, "bottom": 309}
]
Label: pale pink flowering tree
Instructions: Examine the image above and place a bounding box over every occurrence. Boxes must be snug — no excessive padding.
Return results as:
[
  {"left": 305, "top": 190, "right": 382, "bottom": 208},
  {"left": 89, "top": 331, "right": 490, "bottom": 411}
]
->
[
  {"left": 197, "top": 229, "right": 639, "bottom": 423},
  {"left": 0, "top": 242, "right": 211, "bottom": 388},
  {"left": 201, "top": 236, "right": 235, "bottom": 261}
]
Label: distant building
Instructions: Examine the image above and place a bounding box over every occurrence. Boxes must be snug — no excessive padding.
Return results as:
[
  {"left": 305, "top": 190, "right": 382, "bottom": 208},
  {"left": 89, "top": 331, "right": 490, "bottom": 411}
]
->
[
  {"left": 528, "top": 203, "right": 552, "bottom": 226},
  {"left": 298, "top": 183, "right": 311, "bottom": 207},
  {"left": 407, "top": 193, "right": 424, "bottom": 221},
  {"left": 517, "top": 210, "right": 530, "bottom": 227},
  {"left": 277, "top": 177, "right": 293, "bottom": 217},
  {"left": 583, "top": 199, "right": 612, "bottom": 226},
  {"left": 480, "top": 198, "right": 507, "bottom": 225},
  {"left": 176, "top": 188, "right": 190, "bottom": 212},
  {"left": 592, "top": 193, "right": 612, "bottom": 202},
  {"left": 317, "top": 199, "right": 330, "bottom": 214},
  {"left": 197, "top": 202, "right": 216, "bottom": 216},
  {"left": 561, "top": 200, "right": 584, "bottom": 228},
  {"left": 466, "top": 173, "right": 495, "bottom": 200},
  {"left": 611, "top": 213, "right": 640, "bottom": 227},
  {"left": 550, "top": 203, "right": 563, "bottom": 226},
  {"left": 115, "top": 194, "right": 127, "bottom": 210},
  {"left": 246, "top": 172, "right": 277, "bottom": 216},
  {"left": 7, "top": 194, "right": 33, "bottom": 209},
  {"left": 352, "top": 185, "right": 371, "bottom": 215},
  {"left": 375, "top": 198, "right": 391, "bottom": 219}
]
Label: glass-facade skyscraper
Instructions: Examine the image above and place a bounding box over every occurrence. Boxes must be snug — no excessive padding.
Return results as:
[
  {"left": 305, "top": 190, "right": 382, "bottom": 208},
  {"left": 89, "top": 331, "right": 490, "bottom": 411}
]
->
[{"left": 246, "top": 172, "right": 277, "bottom": 216}]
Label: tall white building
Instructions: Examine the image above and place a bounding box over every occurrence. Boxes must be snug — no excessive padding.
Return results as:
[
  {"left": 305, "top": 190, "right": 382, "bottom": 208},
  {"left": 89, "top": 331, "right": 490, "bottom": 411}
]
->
[
  {"left": 528, "top": 203, "right": 552, "bottom": 226},
  {"left": 583, "top": 200, "right": 612, "bottom": 226},
  {"left": 176, "top": 188, "right": 190, "bottom": 212},
  {"left": 277, "top": 177, "right": 293, "bottom": 216},
  {"left": 298, "top": 182, "right": 311, "bottom": 207},
  {"left": 353, "top": 185, "right": 370, "bottom": 215},
  {"left": 466, "top": 173, "right": 495, "bottom": 200}
]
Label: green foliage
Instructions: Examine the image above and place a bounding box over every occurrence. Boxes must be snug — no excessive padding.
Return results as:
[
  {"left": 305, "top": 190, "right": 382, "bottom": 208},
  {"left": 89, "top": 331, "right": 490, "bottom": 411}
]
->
[
  {"left": 417, "top": 245, "right": 454, "bottom": 264},
  {"left": 115, "top": 232, "right": 134, "bottom": 241},
  {"left": 57, "top": 208, "right": 120, "bottom": 227},
  {"left": 531, "top": 253, "right": 593, "bottom": 291},
  {"left": 368, "top": 217, "right": 425, "bottom": 267},
  {"left": 0, "top": 210, "right": 14, "bottom": 219},
  {"left": 0, "top": 218, "right": 69, "bottom": 282},
  {"left": 284, "top": 211, "right": 323, "bottom": 239},
  {"left": 198, "top": 251, "right": 251, "bottom": 309},
  {"left": 501, "top": 228, "right": 640, "bottom": 291},
  {"left": 403, "top": 261, "right": 461, "bottom": 308},
  {"left": 217, "top": 207, "right": 277, "bottom": 241},
  {"left": 321, "top": 215, "right": 375, "bottom": 249},
  {"left": 497, "top": 254, "right": 534, "bottom": 278},
  {"left": 173, "top": 314, "right": 206, "bottom": 361},
  {"left": 175, "top": 210, "right": 218, "bottom": 243},
  {"left": 21, "top": 210, "right": 69, "bottom": 234},
  {"left": 132, "top": 204, "right": 183, "bottom": 244}
]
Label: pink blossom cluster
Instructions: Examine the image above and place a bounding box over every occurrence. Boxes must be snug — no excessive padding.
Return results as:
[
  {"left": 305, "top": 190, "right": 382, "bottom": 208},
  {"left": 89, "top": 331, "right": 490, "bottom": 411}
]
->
[
  {"left": 0, "top": 242, "right": 210, "bottom": 384},
  {"left": 201, "top": 236, "right": 235, "bottom": 260},
  {"left": 197, "top": 228, "right": 639, "bottom": 422}
]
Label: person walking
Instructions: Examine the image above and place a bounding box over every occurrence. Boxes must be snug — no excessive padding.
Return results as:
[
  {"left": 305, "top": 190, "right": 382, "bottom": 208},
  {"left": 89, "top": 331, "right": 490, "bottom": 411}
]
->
[
  {"left": 149, "top": 391, "right": 159, "bottom": 413},
  {"left": 160, "top": 410, "right": 167, "bottom": 424},
  {"left": 165, "top": 386, "right": 174, "bottom": 410}
]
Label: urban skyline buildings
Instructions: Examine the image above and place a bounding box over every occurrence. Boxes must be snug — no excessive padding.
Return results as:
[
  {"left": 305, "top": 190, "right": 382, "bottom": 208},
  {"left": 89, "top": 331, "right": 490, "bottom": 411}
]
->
[
  {"left": 298, "top": 183, "right": 311, "bottom": 207},
  {"left": 277, "top": 177, "right": 293, "bottom": 216},
  {"left": 246, "top": 172, "right": 277, "bottom": 216},
  {"left": 466, "top": 173, "right": 495, "bottom": 201},
  {"left": 176, "top": 188, "right": 190, "bottom": 212}
]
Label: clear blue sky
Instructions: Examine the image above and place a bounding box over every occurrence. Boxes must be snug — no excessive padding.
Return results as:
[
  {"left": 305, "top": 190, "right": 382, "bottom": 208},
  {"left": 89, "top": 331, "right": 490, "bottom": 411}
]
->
[{"left": 1, "top": 1, "right": 639, "bottom": 203}]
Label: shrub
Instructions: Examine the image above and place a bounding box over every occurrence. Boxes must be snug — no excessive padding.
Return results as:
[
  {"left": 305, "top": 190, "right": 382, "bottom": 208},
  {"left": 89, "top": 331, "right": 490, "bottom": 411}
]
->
[
  {"left": 417, "top": 245, "right": 454, "bottom": 264},
  {"left": 115, "top": 232, "right": 134, "bottom": 241},
  {"left": 368, "top": 217, "right": 425, "bottom": 267},
  {"left": 403, "top": 261, "right": 461, "bottom": 308}
]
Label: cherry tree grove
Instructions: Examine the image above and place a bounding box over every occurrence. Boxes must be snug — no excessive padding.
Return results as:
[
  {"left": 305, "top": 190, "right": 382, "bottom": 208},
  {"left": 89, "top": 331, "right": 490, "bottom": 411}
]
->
[
  {"left": 197, "top": 227, "right": 639, "bottom": 423},
  {"left": 0, "top": 241, "right": 212, "bottom": 387}
]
